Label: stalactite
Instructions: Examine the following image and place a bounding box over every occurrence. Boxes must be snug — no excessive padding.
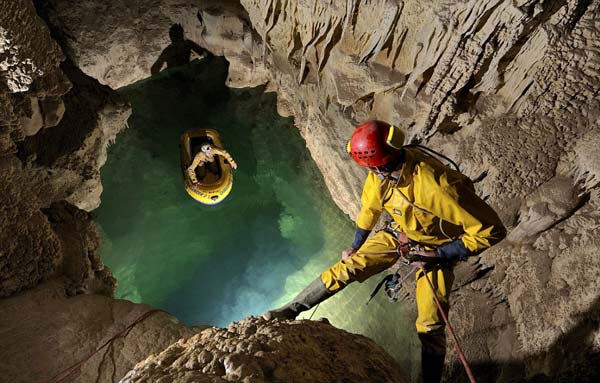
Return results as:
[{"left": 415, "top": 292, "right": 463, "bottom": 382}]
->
[{"left": 358, "top": 1, "right": 402, "bottom": 64}]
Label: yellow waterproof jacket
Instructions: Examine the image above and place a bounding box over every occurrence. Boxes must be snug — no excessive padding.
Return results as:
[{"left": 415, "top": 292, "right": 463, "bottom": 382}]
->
[
  {"left": 187, "top": 148, "right": 235, "bottom": 183},
  {"left": 356, "top": 148, "right": 505, "bottom": 253}
]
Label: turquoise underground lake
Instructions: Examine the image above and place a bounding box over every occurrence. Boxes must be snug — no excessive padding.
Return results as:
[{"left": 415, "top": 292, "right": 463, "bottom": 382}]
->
[{"left": 96, "top": 56, "right": 419, "bottom": 377}]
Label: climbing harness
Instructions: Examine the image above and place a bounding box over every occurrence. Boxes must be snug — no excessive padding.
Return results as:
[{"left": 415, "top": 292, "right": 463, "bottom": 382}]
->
[
  {"left": 363, "top": 221, "right": 440, "bottom": 305},
  {"left": 356, "top": 221, "right": 477, "bottom": 382},
  {"left": 356, "top": 244, "right": 435, "bottom": 265},
  {"left": 363, "top": 245, "right": 432, "bottom": 306},
  {"left": 366, "top": 265, "right": 419, "bottom": 305}
]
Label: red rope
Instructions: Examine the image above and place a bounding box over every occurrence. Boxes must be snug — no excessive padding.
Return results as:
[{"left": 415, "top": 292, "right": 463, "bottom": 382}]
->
[
  {"left": 40, "top": 309, "right": 164, "bottom": 383},
  {"left": 419, "top": 266, "right": 478, "bottom": 383},
  {"left": 353, "top": 244, "right": 478, "bottom": 381}
]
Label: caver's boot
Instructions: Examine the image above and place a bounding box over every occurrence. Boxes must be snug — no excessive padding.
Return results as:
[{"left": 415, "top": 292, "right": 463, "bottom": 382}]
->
[
  {"left": 421, "top": 348, "right": 445, "bottom": 383},
  {"left": 262, "top": 277, "right": 333, "bottom": 320}
]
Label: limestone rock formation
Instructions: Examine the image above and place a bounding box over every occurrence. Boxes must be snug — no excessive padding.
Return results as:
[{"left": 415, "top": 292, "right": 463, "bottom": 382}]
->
[
  {"left": 1, "top": 3, "right": 197, "bottom": 383},
  {"left": 3, "top": 0, "right": 600, "bottom": 382},
  {"left": 0, "top": 281, "right": 197, "bottom": 383},
  {"left": 41, "top": 0, "right": 269, "bottom": 89},
  {"left": 1, "top": 0, "right": 129, "bottom": 298},
  {"left": 18, "top": 60, "right": 131, "bottom": 212},
  {"left": 0, "top": 1, "right": 65, "bottom": 96},
  {"left": 0, "top": 59, "right": 129, "bottom": 297},
  {"left": 120, "top": 317, "right": 408, "bottom": 383},
  {"left": 46, "top": 0, "right": 600, "bottom": 379}
]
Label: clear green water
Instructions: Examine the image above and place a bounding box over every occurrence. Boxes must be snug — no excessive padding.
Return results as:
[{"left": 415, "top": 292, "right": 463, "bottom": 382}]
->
[{"left": 96, "top": 57, "right": 419, "bottom": 377}]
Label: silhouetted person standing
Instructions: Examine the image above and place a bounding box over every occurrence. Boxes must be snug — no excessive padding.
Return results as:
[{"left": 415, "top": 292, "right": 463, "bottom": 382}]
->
[{"left": 151, "top": 24, "right": 210, "bottom": 75}]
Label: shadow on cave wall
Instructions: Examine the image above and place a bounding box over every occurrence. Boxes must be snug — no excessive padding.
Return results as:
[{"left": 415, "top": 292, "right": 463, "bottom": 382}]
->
[
  {"left": 150, "top": 23, "right": 211, "bottom": 75},
  {"left": 448, "top": 294, "right": 600, "bottom": 383}
]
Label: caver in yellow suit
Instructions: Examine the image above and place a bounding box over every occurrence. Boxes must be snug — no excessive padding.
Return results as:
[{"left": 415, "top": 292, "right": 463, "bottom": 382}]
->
[
  {"left": 187, "top": 143, "right": 237, "bottom": 184},
  {"left": 263, "top": 120, "right": 506, "bottom": 383}
]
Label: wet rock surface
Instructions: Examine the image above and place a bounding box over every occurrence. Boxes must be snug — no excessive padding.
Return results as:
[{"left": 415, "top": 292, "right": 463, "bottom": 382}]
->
[{"left": 120, "top": 317, "right": 408, "bottom": 383}]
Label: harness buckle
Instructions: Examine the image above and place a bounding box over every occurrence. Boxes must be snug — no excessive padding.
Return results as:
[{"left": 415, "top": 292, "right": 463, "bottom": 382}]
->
[{"left": 385, "top": 278, "right": 402, "bottom": 302}]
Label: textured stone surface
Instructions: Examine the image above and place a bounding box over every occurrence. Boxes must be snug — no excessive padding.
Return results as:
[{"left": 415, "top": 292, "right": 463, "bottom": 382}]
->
[
  {"left": 3, "top": 0, "right": 600, "bottom": 382},
  {"left": 0, "top": 61, "right": 129, "bottom": 298},
  {"left": 227, "top": 1, "right": 600, "bottom": 381},
  {"left": 0, "top": 0, "right": 64, "bottom": 93},
  {"left": 0, "top": 21, "right": 69, "bottom": 293},
  {"left": 0, "top": 0, "right": 69, "bottom": 157},
  {"left": 120, "top": 317, "right": 408, "bottom": 383},
  {"left": 1, "top": 4, "right": 191, "bottom": 383},
  {"left": 1, "top": 1, "right": 129, "bottom": 297},
  {"left": 18, "top": 60, "right": 131, "bottom": 211},
  {"left": 0, "top": 281, "right": 196, "bottom": 383},
  {"left": 42, "top": 0, "right": 268, "bottom": 89}
]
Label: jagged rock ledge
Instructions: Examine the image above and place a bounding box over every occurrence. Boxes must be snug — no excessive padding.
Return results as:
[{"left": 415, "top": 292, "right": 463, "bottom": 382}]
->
[{"left": 120, "top": 317, "right": 408, "bottom": 383}]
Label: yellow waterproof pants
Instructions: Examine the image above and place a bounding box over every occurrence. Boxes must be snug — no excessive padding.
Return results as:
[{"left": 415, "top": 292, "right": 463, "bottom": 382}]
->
[
  {"left": 416, "top": 266, "right": 454, "bottom": 355},
  {"left": 320, "top": 230, "right": 454, "bottom": 355}
]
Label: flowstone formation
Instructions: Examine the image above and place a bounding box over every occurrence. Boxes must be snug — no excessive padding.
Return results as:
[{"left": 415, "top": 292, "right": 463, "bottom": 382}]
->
[{"left": 120, "top": 317, "right": 408, "bottom": 383}]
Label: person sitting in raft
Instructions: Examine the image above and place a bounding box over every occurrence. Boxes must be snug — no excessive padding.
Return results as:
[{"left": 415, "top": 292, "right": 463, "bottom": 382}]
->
[{"left": 187, "top": 143, "right": 237, "bottom": 184}]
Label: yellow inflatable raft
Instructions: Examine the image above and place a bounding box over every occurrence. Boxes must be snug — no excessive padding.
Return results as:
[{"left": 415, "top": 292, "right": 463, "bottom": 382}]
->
[{"left": 180, "top": 129, "right": 233, "bottom": 205}]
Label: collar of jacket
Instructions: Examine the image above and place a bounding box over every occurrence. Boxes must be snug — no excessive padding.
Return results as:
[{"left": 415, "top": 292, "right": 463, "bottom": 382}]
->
[{"left": 391, "top": 148, "right": 415, "bottom": 188}]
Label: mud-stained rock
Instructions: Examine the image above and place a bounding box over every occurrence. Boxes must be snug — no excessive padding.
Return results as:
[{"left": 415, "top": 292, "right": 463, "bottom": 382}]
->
[{"left": 120, "top": 317, "right": 408, "bottom": 383}]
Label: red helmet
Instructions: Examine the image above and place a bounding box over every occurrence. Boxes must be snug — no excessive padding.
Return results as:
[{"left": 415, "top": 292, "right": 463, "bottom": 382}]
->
[{"left": 346, "top": 120, "right": 404, "bottom": 168}]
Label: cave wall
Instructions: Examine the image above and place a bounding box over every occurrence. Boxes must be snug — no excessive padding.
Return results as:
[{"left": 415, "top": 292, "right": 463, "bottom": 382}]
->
[
  {"left": 0, "top": 0, "right": 128, "bottom": 298},
  {"left": 0, "top": 2, "right": 199, "bottom": 382},
  {"left": 3, "top": 0, "right": 600, "bottom": 382},
  {"left": 237, "top": 2, "right": 600, "bottom": 380},
  {"left": 39, "top": 0, "right": 270, "bottom": 89}
]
